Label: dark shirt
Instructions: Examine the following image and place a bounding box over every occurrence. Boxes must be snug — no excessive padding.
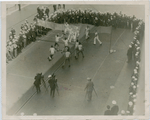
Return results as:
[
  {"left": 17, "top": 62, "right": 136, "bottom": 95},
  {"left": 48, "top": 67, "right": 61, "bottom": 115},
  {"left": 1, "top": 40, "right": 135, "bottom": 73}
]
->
[
  {"left": 110, "top": 105, "right": 119, "bottom": 115},
  {"left": 104, "top": 109, "right": 111, "bottom": 115}
]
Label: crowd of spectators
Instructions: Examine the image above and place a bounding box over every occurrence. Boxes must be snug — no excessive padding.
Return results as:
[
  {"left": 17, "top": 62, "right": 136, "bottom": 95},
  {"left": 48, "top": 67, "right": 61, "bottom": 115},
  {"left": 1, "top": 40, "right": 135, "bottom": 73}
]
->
[
  {"left": 126, "top": 20, "right": 144, "bottom": 115},
  {"left": 34, "top": 8, "right": 144, "bottom": 33},
  {"left": 6, "top": 19, "right": 51, "bottom": 63}
]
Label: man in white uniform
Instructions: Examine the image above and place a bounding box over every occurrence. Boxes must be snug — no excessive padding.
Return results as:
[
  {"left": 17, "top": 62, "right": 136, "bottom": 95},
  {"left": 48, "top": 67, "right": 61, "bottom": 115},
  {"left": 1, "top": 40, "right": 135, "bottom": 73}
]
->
[
  {"left": 74, "top": 39, "right": 79, "bottom": 59},
  {"left": 64, "top": 22, "right": 69, "bottom": 34},
  {"left": 94, "top": 31, "right": 102, "bottom": 45},
  {"left": 85, "top": 26, "right": 90, "bottom": 40},
  {"left": 54, "top": 34, "right": 63, "bottom": 51},
  {"left": 48, "top": 45, "right": 56, "bottom": 61},
  {"left": 77, "top": 42, "right": 84, "bottom": 59},
  {"left": 62, "top": 49, "right": 71, "bottom": 68}
]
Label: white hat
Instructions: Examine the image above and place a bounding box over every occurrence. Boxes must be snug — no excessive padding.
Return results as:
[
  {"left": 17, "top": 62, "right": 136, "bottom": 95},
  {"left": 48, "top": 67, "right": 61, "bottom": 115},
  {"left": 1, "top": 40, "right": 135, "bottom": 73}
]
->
[
  {"left": 87, "top": 77, "right": 91, "bottom": 81},
  {"left": 130, "top": 92, "right": 133, "bottom": 95},
  {"left": 48, "top": 75, "right": 52, "bottom": 78},
  {"left": 133, "top": 86, "right": 136, "bottom": 89},
  {"left": 135, "top": 78, "right": 137, "bottom": 81},
  {"left": 133, "top": 94, "right": 136, "bottom": 98},
  {"left": 129, "top": 45, "right": 132, "bottom": 48},
  {"left": 128, "top": 101, "right": 133, "bottom": 106},
  {"left": 131, "top": 82, "right": 134, "bottom": 86},
  {"left": 132, "top": 76, "right": 135, "bottom": 79},
  {"left": 112, "top": 100, "right": 116, "bottom": 105}
]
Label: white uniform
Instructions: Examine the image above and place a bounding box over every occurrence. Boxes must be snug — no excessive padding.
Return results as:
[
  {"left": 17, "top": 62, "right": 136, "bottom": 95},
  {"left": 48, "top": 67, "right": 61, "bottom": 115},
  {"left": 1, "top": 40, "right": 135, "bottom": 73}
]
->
[
  {"left": 75, "top": 41, "right": 79, "bottom": 49},
  {"left": 62, "top": 39, "right": 69, "bottom": 47},
  {"left": 94, "top": 33, "right": 102, "bottom": 45},
  {"left": 72, "top": 32, "right": 77, "bottom": 42},
  {"left": 49, "top": 47, "right": 55, "bottom": 55},
  {"left": 64, "top": 23, "right": 69, "bottom": 34},
  {"left": 55, "top": 36, "right": 61, "bottom": 43},
  {"left": 76, "top": 27, "right": 80, "bottom": 37},
  {"left": 78, "top": 44, "right": 83, "bottom": 51},
  {"left": 85, "top": 27, "right": 89, "bottom": 39},
  {"left": 65, "top": 51, "right": 71, "bottom": 58}
]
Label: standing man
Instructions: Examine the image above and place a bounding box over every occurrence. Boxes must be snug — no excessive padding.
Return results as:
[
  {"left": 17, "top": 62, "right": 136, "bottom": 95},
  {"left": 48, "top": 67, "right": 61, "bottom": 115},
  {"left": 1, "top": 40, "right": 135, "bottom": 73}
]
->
[
  {"left": 48, "top": 74, "right": 56, "bottom": 97},
  {"left": 50, "top": 74, "right": 57, "bottom": 97},
  {"left": 63, "top": 4, "right": 65, "bottom": 9},
  {"left": 61, "top": 37, "right": 69, "bottom": 51},
  {"left": 62, "top": 49, "right": 71, "bottom": 68},
  {"left": 74, "top": 39, "right": 79, "bottom": 59},
  {"left": 54, "top": 34, "right": 63, "bottom": 51},
  {"left": 18, "top": 4, "right": 21, "bottom": 11},
  {"left": 110, "top": 100, "right": 119, "bottom": 115},
  {"left": 58, "top": 4, "right": 61, "bottom": 9},
  {"left": 84, "top": 78, "right": 94, "bottom": 101},
  {"left": 34, "top": 73, "right": 42, "bottom": 94},
  {"left": 94, "top": 30, "right": 102, "bottom": 45},
  {"left": 48, "top": 45, "right": 56, "bottom": 61},
  {"left": 77, "top": 42, "right": 84, "bottom": 59},
  {"left": 104, "top": 105, "right": 111, "bottom": 115},
  {"left": 127, "top": 45, "right": 132, "bottom": 63},
  {"left": 85, "top": 26, "right": 90, "bottom": 40},
  {"left": 53, "top": 5, "right": 57, "bottom": 12}
]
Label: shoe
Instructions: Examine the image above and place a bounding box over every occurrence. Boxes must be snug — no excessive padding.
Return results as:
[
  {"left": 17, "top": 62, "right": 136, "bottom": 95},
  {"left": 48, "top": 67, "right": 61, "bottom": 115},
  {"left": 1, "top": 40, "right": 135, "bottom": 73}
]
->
[
  {"left": 69, "top": 65, "right": 71, "bottom": 67},
  {"left": 83, "top": 56, "right": 84, "bottom": 58},
  {"left": 62, "top": 65, "right": 64, "bottom": 68}
]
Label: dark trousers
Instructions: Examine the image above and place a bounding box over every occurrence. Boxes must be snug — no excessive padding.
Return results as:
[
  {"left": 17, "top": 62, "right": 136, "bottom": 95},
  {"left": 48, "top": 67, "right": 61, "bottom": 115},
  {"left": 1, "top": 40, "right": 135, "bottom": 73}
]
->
[
  {"left": 35, "top": 85, "right": 41, "bottom": 93},
  {"left": 18, "top": 4, "right": 21, "bottom": 11},
  {"left": 50, "top": 89, "right": 55, "bottom": 97},
  {"left": 77, "top": 50, "right": 84, "bottom": 58},
  {"left": 127, "top": 56, "right": 132, "bottom": 63}
]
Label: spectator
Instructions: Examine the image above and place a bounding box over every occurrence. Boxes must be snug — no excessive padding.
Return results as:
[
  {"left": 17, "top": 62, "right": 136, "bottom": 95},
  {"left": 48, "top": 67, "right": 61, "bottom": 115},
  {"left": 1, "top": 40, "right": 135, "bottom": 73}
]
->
[
  {"left": 104, "top": 105, "right": 111, "bottom": 115},
  {"left": 84, "top": 78, "right": 94, "bottom": 101},
  {"left": 53, "top": 5, "right": 57, "bottom": 12},
  {"left": 110, "top": 100, "right": 119, "bottom": 115}
]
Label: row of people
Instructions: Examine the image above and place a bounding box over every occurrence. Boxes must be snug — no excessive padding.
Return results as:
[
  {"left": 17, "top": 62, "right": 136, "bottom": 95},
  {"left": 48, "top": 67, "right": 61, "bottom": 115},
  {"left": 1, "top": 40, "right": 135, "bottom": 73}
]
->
[
  {"left": 7, "top": 19, "right": 51, "bottom": 63},
  {"left": 46, "top": 9, "right": 144, "bottom": 32},
  {"left": 126, "top": 18, "right": 143, "bottom": 115},
  {"left": 104, "top": 20, "right": 143, "bottom": 115}
]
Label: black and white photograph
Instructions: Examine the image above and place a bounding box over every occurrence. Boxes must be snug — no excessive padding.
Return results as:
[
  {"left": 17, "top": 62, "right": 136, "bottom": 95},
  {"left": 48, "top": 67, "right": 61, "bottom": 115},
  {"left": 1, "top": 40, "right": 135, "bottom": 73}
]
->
[{"left": 1, "top": 1, "right": 149, "bottom": 120}]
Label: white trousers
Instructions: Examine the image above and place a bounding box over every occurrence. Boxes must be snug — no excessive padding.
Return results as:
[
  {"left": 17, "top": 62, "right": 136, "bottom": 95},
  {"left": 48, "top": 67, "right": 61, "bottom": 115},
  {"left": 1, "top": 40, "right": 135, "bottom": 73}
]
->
[{"left": 94, "top": 37, "right": 102, "bottom": 45}]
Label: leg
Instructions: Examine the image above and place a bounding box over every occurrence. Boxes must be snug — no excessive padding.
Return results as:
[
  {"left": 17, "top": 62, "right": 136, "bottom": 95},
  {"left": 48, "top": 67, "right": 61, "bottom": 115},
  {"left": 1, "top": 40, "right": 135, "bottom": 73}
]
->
[
  {"left": 36, "top": 86, "right": 39, "bottom": 93},
  {"left": 68, "top": 58, "right": 70, "bottom": 67},
  {"left": 75, "top": 49, "right": 77, "bottom": 59},
  {"left": 89, "top": 91, "right": 92, "bottom": 101},
  {"left": 97, "top": 39, "right": 102, "bottom": 45},
  {"left": 94, "top": 38, "right": 96, "bottom": 45},
  {"left": 81, "top": 51, "right": 84, "bottom": 58},
  {"left": 52, "top": 89, "right": 55, "bottom": 97},
  {"left": 50, "top": 89, "right": 52, "bottom": 96},
  {"left": 62, "top": 58, "right": 67, "bottom": 67},
  {"left": 77, "top": 51, "right": 80, "bottom": 58}
]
